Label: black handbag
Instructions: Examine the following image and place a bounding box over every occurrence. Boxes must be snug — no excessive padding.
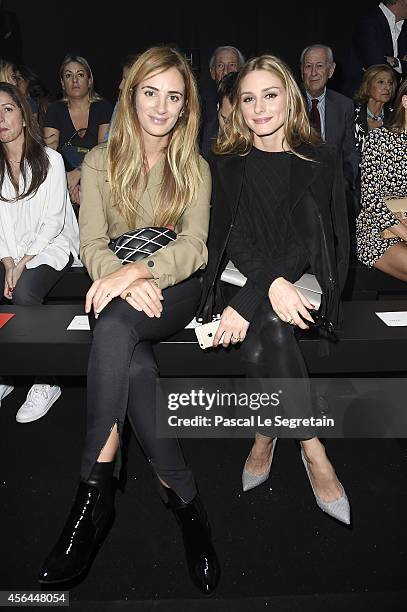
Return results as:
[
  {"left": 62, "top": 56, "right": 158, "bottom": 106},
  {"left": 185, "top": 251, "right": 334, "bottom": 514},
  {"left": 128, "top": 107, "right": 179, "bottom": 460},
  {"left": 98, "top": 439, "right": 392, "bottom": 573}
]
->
[
  {"left": 108, "top": 226, "right": 177, "bottom": 264},
  {"left": 58, "top": 128, "right": 92, "bottom": 172}
]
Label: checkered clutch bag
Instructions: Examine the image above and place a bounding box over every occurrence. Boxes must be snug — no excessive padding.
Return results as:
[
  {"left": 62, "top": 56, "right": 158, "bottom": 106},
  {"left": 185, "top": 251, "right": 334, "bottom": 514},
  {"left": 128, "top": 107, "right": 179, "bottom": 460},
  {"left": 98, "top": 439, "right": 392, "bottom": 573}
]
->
[{"left": 108, "top": 226, "right": 177, "bottom": 264}]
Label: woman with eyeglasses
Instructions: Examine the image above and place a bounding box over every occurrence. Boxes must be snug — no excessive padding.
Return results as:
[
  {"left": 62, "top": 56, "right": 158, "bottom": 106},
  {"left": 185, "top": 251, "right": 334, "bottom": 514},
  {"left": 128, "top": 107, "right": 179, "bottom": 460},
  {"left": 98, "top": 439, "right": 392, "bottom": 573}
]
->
[{"left": 43, "top": 54, "right": 112, "bottom": 208}]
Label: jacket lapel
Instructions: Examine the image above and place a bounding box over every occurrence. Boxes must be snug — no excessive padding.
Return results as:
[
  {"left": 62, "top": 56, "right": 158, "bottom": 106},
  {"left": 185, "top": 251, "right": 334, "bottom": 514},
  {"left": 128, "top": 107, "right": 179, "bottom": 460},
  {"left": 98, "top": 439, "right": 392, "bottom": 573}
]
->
[
  {"left": 215, "top": 154, "right": 246, "bottom": 216},
  {"left": 377, "top": 8, "right": 396, "bottom": 54},
  {"left": 289, "top": 144, "right": 318, "bottom": 211},
  {"left": 324, "top": 91, "right": 336, "bottom": 144}
]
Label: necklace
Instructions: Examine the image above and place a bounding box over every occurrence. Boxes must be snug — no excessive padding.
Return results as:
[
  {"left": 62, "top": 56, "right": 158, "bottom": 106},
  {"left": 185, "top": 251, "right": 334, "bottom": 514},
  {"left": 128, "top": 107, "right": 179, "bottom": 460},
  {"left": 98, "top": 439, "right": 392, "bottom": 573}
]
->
[{"left": 367, "top": 106, "right": 384, "bottom": 122}]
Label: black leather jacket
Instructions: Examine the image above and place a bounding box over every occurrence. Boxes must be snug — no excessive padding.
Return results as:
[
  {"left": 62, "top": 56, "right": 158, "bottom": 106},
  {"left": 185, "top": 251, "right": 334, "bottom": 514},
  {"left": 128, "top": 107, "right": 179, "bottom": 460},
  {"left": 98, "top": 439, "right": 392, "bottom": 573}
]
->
[{"left": 198, "top": 143, "right": 350, "bottom": 330}]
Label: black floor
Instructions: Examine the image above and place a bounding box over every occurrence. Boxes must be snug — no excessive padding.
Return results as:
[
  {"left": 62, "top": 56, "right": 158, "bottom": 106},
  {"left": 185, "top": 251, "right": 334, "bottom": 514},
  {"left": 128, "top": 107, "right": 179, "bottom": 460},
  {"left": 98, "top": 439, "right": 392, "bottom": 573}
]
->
[{"left": 2, "top": 379, "right": 407, "bottom": 611}]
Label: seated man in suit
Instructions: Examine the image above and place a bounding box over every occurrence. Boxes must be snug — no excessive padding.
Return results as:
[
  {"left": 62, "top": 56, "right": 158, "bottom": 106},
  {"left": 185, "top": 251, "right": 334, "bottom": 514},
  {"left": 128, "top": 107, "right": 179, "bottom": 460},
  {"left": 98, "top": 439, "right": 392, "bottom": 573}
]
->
[
  {"left": 343, "top": 0, "right": 407, "bottom": 99},
  {"left": 200, "top": 71, "right": 238, "bottom": 159},
  {"left": 301, "top": 44, "right": 360, "bottom": 249},
  {"left": 199, "top": 45, "right": 244, "bottom": 158},
  {"left": 300, "top": 44, "right": 359, "bottom": 190}
]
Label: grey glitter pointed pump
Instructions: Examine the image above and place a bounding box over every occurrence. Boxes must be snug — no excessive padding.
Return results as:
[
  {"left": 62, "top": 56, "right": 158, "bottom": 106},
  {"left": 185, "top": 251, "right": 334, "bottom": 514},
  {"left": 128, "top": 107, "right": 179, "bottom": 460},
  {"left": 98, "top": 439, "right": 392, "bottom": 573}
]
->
[
  {"left": 242, "top": 438, "right": 277, "bottom": 492},
  {"left": 301, "top": 449, "right": 350, "bottom": 525}
]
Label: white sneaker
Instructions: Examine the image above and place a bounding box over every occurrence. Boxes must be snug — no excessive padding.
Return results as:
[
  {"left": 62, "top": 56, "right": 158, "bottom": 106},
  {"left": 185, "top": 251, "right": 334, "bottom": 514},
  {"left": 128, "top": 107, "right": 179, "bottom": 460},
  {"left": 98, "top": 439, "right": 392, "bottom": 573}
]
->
[
  {"left": 16, "top": 384, "right": 61, "bottom": 423},
  {"left": 0, "top": 384, "right": 14, "bottom": 407}
]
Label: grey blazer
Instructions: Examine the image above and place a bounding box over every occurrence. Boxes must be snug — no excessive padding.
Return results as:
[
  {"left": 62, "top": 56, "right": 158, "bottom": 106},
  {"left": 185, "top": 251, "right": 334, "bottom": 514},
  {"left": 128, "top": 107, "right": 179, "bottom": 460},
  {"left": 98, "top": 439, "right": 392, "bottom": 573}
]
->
[{"left": 324, "top": 89, "right": 360, "bottom": 188}]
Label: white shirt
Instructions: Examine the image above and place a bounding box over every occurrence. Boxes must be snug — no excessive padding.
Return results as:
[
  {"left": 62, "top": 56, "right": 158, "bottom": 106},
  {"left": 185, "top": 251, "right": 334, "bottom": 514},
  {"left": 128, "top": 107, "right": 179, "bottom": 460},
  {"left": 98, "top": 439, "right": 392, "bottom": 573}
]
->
[
  {"left": 0, "top": 147, "right": 80, "bottom": 270},
  {"left": 379, "top": 1, "right": 404, "bottom": 73}
]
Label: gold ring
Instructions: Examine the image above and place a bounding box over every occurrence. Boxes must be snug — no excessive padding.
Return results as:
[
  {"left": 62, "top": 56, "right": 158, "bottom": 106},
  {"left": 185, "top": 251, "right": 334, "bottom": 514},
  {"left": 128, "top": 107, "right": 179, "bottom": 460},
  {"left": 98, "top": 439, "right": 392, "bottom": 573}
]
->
[
  {"left": 126, "top": 291, "right": 132, "bottom": 298},
  {"left": 288, "top": 318, "right": 294, "bottom": 324},
  {"left": 106, "top": 293, "right": 111, "bottom": 299}
]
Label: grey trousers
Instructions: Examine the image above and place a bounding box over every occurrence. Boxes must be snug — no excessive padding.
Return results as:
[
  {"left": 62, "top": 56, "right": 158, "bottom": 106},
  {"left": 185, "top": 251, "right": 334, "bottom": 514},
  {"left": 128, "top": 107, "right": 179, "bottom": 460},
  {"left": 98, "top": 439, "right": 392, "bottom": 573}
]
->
[
  {"left": 81, "top": 276, "right": 202, "bottom": 503},
  {"left": 0, "top": 254, "right": 73, "bottom": 384},
  {"left": 0, "top": 254, "right": 74, "bottom": 305}
]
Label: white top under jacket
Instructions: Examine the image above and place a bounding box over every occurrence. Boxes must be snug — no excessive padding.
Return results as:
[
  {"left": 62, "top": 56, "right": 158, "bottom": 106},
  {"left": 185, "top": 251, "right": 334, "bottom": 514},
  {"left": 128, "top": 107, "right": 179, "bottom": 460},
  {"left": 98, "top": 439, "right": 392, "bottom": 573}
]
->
[{"left": 0, "top": 147, "right": 80, "bottom": 270}]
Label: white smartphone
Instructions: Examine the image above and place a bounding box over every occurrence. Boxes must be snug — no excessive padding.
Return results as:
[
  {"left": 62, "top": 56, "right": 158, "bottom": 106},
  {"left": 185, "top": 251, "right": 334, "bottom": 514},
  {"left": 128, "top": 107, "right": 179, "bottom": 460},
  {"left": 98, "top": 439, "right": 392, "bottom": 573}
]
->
[{"left": 194, "top": 320, "right": 222, "bottom": 349}]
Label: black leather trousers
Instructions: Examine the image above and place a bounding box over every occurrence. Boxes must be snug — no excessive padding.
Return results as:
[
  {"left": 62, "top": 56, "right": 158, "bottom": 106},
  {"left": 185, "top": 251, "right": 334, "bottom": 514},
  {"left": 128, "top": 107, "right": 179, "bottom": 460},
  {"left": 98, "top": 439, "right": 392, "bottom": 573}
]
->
[{"left": 240, "top": 299, "right": 317, "bottom": 439}]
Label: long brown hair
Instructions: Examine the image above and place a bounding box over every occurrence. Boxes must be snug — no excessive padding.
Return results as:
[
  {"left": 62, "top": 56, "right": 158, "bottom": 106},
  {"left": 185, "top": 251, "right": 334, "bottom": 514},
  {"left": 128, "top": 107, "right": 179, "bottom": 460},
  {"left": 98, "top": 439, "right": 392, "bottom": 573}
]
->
[
  {"left": 215, "top": 54, "right": 321, "bottom": 157},
  {"left": 107, "top": 46, "right": 202, "bottom": 227},
  {"left": 0, "top": 82, "right": 49, "bottom": 201},
  {"left": 386, "top": 78, "right": 407, "bottom": 133}
]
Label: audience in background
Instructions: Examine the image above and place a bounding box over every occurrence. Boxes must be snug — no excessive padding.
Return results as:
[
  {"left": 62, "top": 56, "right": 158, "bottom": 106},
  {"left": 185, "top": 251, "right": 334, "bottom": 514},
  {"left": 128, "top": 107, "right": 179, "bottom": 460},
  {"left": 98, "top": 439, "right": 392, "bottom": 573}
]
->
[
  {"left": 199, "top": 45, "right": 244, "bottom": 156},
  {"left": 104, "top": 53, "right": 138, "bottom": 141},
  {"left": 0, "top": 57, "right": 16, "bottom": 85},
  {"left": 354, "top": 63, "right": 397, "bottom": 152},
  {"left": 343, "top": 0, "right": 407, "bottom": 98},
  {"left": 0, "top": 82, "right": 79, "bottom": 422},
  {"left": 43, "top": 54, "right": 112, "bottom": 209},
  {"left": 200, "top": 70, "right": 238, "bottom": 158},
  {"left": 356, "top": 78, "right": 407, "bottom": 280},
  {"left": 300, "top": 44, "right": 359, "bottom": 191},
  {"left": 217, "top": 70, "right": 238, "bottom": 134},
  {"left": 14, "top": 64, "right": 52, "bottom": 126},
  {"left": 209, "top": 45, "right": 245, "bottom": 84}
]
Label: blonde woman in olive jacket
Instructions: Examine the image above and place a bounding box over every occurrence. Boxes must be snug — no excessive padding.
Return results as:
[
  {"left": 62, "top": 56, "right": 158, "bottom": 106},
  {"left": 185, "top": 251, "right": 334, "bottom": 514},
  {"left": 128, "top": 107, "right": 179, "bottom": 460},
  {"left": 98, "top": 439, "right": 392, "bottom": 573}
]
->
[{"left": 39, "top": 46, "right": 220, "bottom": 595}]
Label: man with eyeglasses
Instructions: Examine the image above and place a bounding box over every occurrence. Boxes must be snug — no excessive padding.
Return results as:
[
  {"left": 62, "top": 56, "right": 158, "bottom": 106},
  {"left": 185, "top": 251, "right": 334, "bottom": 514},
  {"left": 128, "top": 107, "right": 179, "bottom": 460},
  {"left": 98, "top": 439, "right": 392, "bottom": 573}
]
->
[
  {"left": 199, "top": 45, "right": 244, "bottom": 158},
  {"left": 209, "top": 46, "right": 244, "bottom": 84}
]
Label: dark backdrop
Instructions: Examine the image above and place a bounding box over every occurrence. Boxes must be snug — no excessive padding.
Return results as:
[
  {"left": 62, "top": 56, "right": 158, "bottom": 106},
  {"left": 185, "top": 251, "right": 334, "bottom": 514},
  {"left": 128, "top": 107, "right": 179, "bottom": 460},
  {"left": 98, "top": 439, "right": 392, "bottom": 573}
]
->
[{"left": 3, "top": 0, "right": 378, "bottom": 102}]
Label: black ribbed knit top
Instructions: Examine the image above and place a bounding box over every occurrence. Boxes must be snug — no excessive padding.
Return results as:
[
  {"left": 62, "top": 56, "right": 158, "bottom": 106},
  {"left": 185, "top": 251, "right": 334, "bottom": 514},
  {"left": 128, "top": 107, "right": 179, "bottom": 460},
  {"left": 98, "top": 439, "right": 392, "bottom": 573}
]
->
[{"left": 227, "top": 146, "right": 309, "bottom": 320}]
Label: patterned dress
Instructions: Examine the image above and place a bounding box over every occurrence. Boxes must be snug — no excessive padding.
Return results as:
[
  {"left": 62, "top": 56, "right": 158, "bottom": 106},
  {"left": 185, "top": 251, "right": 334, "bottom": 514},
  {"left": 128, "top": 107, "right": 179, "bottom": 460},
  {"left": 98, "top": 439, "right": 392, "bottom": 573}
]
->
[{"left": 356, "top": 127, "right": 407, "bottom": 267}]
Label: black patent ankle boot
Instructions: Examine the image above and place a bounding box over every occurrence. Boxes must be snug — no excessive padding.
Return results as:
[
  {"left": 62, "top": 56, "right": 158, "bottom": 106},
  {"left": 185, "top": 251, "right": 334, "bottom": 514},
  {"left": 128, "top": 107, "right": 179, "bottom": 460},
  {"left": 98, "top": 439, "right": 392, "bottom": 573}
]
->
[
  {"left": 38, "top": 462, "right": 115, "bottom": 585},
  {"left": 165, "top": 488, "right": 220, "bottom": 595}
]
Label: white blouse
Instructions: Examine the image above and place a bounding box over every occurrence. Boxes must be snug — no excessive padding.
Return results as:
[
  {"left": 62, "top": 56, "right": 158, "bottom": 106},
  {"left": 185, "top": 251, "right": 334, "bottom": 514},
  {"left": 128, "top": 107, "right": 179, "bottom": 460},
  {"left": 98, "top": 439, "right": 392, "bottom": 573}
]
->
[{"left": 0, "top": 147, "right": 80, "bottom": 270}]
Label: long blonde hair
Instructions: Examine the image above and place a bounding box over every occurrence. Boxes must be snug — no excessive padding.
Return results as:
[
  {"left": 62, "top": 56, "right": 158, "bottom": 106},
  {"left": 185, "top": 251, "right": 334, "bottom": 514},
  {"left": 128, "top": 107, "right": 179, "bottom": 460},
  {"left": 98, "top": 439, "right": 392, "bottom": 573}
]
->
[
  {"left": 107, "top": 46, "right": 202, "bottom": 227},
  {"left": 215, "top": 54, "right": 321, "bottom": 156}
]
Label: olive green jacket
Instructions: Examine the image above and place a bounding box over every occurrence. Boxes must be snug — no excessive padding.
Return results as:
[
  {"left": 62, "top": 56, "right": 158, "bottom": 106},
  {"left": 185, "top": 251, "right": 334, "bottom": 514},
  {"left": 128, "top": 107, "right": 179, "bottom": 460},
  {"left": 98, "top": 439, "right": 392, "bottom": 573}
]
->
[{"left": 79, "top": 144, "right": 211, "bottom": 288}]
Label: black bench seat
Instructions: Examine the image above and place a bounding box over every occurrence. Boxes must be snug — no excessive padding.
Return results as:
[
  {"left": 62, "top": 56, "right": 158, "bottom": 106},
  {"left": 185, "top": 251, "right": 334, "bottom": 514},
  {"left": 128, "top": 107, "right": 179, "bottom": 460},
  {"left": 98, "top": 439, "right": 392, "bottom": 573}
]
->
[
  {"left": 343, "top": 261, "right": 407, "bottom": 300},
  {"left": 1, "top": 302, "right": 407, "bottom": 377},
  {"left": 44, "top": 261, "right": 407, "bottom": 305}
]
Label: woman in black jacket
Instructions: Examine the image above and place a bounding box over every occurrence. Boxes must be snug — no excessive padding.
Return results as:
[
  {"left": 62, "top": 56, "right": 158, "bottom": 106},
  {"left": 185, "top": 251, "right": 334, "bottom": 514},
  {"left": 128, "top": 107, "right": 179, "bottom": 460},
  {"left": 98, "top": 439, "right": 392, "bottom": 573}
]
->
[{"left": 198, "top": 54, "right": 351, "bottom": 524}]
